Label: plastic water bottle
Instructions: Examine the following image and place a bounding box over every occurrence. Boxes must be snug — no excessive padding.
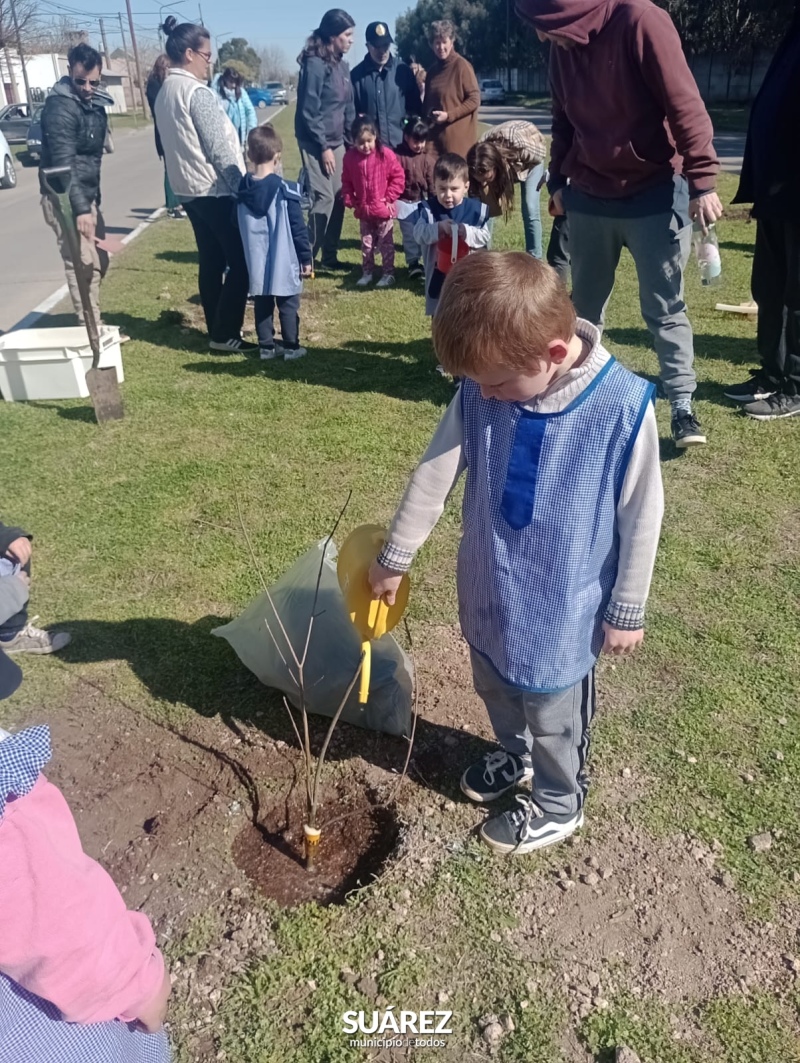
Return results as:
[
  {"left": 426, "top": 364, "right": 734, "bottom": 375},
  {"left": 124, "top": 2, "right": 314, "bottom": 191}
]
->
[{"left": 693, "top": 222, "right": 722, "bottom": 286}]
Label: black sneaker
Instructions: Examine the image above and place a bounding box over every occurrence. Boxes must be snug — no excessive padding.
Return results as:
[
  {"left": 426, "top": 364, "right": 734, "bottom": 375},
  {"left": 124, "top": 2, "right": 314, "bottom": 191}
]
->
[
  {"left": 743, "top": 392, "right": 800, "bottom": 420},
  {"left": 671, "top": 410, "right": 707, "bottom": 447},
  {"left": 408, "top": 263, "right": 424, "bottom": 278},
  {"left": 209, "top": 337, "right": 259, "bottom": 353},
  {"left": 480, "top": 795, "right": 583, "bottom": 855},
  {"left": 460, "top": 751, "right": 533, "bottom": 804},
  {"left": 724, "top": 372, "right": 776, "bottom": 404},
  {"left": 319, "top": 258, "right": 347, "bottom": 272}
]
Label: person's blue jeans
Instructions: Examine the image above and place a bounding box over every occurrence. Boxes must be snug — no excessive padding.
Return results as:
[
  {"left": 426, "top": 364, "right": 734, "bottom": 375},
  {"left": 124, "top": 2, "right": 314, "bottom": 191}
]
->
[{"left": 520, "top": 162, "right": 544, "bottom": 259}]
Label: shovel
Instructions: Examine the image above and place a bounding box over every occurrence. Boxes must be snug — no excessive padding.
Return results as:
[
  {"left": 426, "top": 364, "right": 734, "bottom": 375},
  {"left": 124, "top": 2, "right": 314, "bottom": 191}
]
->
[
  {"left": 41, "top": 166, "right": 124, "bottom": 422},
  {"left": 337, "top": 524, "right": 410, "bottom": 705}
]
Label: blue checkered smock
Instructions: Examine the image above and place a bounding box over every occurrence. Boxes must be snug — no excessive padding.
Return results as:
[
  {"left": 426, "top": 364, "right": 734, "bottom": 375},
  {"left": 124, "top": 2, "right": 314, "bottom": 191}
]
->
[
  {"left": 0, "top": 728, "right": 171, "bottom": 1063},
  {"left": 458, "top": 358, "right": 654, "bottom": 693}
]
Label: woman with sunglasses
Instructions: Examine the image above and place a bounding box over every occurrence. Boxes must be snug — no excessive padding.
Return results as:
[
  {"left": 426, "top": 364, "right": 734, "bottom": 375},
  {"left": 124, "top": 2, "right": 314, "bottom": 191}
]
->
[{"left": 155, "top": 16, "right": 255, "bottom": 352}]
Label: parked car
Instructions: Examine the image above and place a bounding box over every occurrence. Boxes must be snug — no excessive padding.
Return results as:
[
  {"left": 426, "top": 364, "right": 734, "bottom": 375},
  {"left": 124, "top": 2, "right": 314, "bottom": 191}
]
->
[
  {"left": 479, "top": 79, "right": 506, "bottom": 105},
  {"left": 0, "top": 102, "right": 31, "bottom": 144},
  {"left": 0, "top": 129, "right": 17, "bottom": 190},
  {"left": 264, "top": 81, "right": 287, "bottom": 103},
  {"left": 246, "top": 86, "right": 273, "bottom": 110},
  {"left": 26, "top": 104, "right": 44, "bottom": 162}
]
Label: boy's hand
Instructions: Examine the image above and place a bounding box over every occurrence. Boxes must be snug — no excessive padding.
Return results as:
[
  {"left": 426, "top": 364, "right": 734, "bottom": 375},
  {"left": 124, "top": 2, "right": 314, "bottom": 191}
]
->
[
  {"left": 601, "top": 622, "right": 643, "bottom": 656},
  {"left": 368, "top": 560, "right": 405, "bottom": 606},
  {"left": 6, "top": 537, "right": 31, "bottom": 565},
  {"left": 437, "top": 220, "right": 453, "bottom": 237},
  {"left": 301, "top": 263, "right": 313, "bottom": 276},
  {"left": 548, "top": 188, "right": 566, "bottom": 216},
  {"left": 136, "top": 968, "right": 172, "bottom": 1034}
]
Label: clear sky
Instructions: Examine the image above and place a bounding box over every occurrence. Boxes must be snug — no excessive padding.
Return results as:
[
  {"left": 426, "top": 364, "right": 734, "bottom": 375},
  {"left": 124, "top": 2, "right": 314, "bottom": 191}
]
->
[{"left": 39, "top": 0, "right": 413, "bottom": 68}]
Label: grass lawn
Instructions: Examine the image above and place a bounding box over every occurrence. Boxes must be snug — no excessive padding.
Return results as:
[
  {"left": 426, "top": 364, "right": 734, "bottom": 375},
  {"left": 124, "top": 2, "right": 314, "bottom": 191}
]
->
[{"left": 2, "top": 106, "right": 799, "bottom": 1062}]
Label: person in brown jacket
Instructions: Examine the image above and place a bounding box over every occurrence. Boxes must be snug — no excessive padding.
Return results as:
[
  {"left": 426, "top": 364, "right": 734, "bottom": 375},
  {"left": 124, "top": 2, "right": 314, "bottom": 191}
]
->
[
  {"left": 517, "top": 0, "right": 723, "bottom": 450},
  {"left": 422, "top": 20, "right": 480, "bottom": 158}
]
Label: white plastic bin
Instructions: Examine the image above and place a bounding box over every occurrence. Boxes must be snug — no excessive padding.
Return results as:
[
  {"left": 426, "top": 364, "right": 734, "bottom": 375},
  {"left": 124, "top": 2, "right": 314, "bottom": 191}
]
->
[{"left": 0, "top": 326, "right": 124, "bottom": 402}]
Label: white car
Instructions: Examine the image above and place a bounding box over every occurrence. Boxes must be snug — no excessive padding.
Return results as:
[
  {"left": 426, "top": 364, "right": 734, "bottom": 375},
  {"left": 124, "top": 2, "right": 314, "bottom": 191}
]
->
[
  {"left": 480, "top": 79, "right": 506, "bottom": 105},
  {"left": 264, "top": 81, "right": 287, "bottom": 103},
  {"left": 0, "top": 129, "right": 16, "bottom": 190}
]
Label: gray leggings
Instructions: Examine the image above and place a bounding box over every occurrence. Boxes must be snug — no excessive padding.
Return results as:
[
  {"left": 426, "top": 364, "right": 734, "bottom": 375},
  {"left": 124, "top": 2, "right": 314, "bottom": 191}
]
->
[{"left": 470, "top": 649, "right": 596, "bottom": 816}]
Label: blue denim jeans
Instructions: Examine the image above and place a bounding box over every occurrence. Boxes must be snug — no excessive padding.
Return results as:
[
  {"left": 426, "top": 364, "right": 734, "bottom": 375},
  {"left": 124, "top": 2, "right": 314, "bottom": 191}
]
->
[{"left": 520, "top": 162, "right": 544, "bottom": 259}]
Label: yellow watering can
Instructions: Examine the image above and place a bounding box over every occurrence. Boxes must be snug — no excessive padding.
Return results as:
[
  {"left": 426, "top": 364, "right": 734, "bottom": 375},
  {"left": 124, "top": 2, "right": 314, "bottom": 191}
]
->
[{"left": 337, "top": 524, "right": 410, "bottom": 705}]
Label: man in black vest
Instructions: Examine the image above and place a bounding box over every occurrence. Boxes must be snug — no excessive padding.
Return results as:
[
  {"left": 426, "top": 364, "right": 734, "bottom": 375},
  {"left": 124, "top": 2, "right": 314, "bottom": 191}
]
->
[{"left": 351, "top": 21, "right": 422, "bottom": 149}]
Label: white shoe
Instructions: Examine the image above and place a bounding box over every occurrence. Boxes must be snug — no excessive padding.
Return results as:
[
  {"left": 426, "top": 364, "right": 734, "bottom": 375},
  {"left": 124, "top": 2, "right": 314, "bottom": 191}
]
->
[
  {"left": 356, "top": 273, "right": 374, "bottom": 287},
  {"left": 283, "top": 346, "right": 307, "bottom": 361},
  {"left": 376, "top": 274, "right": 396, "bottom": 289},
  {"left": 2, "top": 617, "right": 71, "bottom": 655}
]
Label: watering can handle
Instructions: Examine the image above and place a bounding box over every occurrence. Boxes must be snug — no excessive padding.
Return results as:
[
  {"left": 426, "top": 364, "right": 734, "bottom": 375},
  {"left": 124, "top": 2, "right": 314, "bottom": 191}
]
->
[{"left": 359, "top": 640, "right": 371, "bottom": 704}]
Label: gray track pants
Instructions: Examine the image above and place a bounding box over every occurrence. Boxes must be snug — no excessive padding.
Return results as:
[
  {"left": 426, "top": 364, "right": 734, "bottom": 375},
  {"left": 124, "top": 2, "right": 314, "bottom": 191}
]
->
[
  {"left": 568, "top": 205, "right": 696, "bottom": 403},
  {"left": 470, "top": 649, "right": 596, "bottom": 816}
]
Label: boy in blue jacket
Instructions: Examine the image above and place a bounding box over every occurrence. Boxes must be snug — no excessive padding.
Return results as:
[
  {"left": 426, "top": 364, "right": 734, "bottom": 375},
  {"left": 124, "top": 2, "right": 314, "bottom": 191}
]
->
[{"left": 237, "top": 125, "right": 313, "bottom": 360}]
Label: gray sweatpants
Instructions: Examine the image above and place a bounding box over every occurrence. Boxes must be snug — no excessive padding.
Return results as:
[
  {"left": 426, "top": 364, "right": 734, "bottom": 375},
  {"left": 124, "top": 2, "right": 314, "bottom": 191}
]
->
[
  {"left": 399, "top": 216, "right": 421, "bottom": 265},
  {"left": 300, "top": 143, "right": 345, "bottom": 265},
  {"left": 568, "top": 207, "right": 696, "bottom": 404},
  {"left": 470, "top": 649, "right": 596, "bottom": 816}
]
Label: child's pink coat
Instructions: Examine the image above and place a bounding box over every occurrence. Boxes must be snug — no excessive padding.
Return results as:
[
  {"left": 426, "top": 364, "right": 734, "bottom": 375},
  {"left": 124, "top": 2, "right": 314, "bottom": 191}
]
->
[{"left": 341, "top": 146, "right": 406, "bottom": 221}]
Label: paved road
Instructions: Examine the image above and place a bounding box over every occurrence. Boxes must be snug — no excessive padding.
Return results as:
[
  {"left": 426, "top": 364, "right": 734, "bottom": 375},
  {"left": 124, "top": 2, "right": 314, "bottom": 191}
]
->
[
  {"left": 0, "top": 104, "right": 284, "bottom": 335},
  {"left": 479, "top": 103, "right": 745, "bottom": 174}
]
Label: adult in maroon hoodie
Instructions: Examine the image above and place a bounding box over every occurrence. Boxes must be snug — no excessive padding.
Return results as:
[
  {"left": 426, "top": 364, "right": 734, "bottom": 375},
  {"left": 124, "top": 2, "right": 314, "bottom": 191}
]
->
[{"left": 517, "top": 0, "right": 723, "bottom": 448}]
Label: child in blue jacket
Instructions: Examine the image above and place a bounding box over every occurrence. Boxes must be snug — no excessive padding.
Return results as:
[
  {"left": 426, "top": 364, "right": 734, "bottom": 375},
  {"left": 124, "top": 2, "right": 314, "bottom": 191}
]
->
[{"left": 237, "top": 125, "right": 313, "bottom": 360}]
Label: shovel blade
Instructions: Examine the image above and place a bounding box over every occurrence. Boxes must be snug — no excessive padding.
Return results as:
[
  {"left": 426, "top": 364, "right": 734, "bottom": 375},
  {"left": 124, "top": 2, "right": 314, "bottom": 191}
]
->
[{"left": 85, "top": 366, "right": 124, "bottom": 422}]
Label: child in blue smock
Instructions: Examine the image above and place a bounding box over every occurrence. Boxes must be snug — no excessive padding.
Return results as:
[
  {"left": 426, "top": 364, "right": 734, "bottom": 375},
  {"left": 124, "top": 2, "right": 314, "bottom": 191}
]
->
[{"left": 369, "top": 252, "right": 664, "bottom": 855}]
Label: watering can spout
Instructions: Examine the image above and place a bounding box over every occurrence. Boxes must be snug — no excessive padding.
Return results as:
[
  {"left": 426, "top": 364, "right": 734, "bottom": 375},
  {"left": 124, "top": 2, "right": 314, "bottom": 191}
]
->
[{"left": 337, "top": 525, "right": 410, "bottom": 705}]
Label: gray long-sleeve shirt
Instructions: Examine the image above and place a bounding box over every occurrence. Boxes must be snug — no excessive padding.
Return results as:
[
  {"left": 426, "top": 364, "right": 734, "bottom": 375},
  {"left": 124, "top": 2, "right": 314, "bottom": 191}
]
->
[
  {"left": 378, "top": 322, "right": 664, "bottom": 630},
  {"left": 185, "top": 88, "right": 245, "bottom": 198}
]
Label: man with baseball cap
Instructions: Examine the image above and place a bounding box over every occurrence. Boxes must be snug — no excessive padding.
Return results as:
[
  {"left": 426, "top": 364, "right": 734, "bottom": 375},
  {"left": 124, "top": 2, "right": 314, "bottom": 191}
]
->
[{"left": 351, "top": 21, "right": 422, "bottom": 148}]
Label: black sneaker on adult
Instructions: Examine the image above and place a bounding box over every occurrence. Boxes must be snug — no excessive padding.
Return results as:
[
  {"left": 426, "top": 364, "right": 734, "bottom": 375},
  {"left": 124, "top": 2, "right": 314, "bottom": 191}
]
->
[
  {"left": 319, "top": 258, "right": 347, "bottom": 271},
  {"left": 460, "top": 750, "right": 533, "bottom": 804},
  {"left": 671, "top": 410, "right": 707, "bottom": 447},
  {"left": 408, "top": 263, "right": 424, "bottom": 279},
  {"left": 724, "top": 371, "right": 776, "bottom": 404},
  {"left": 209, "top": 338, "right": 259, "bottom": 353},
  {"left": 480, "top": 794, "right": 583, "bottom": 855},
  {"left": 743, "top": 392, "right": 800, "bottom": 420}
]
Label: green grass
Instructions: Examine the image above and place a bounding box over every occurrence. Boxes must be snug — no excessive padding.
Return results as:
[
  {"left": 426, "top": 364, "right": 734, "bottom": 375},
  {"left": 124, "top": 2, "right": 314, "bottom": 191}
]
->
[
  {"left": 707, "top": 103, "right": 752, "bottom": 134},
  {"left": 2, "top": 105, "right": 798, "bottom": 1060}
]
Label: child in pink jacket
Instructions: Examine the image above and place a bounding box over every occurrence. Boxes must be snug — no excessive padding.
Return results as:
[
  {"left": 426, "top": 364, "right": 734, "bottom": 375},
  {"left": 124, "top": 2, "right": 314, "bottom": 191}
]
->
[
  {"left": 0, "top": 644, "right": 172, "bottom": 1063},
  {"left": 342, "top": 116, "right": 406, "bottom": 289}
]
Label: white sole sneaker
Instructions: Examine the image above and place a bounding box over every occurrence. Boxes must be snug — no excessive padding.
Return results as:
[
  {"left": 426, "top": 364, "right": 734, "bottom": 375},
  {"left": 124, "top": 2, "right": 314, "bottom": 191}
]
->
[
  {"left": 356, "top": 274, "right": 374, "bottom": 287},
  {"left": 480, "top": 809, "right": 584, "bottom": 855},
  {"left": 376, "top": 275, "right": 396, "bottom": 288},
  {"left": 283, "top": 346, "right": 307, "bottom": 361}
]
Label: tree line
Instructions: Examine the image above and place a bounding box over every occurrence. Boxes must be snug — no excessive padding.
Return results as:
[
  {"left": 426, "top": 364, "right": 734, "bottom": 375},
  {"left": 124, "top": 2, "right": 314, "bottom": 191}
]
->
[{"left": 395, "top": 0, "right": 796, "bottom": 74}]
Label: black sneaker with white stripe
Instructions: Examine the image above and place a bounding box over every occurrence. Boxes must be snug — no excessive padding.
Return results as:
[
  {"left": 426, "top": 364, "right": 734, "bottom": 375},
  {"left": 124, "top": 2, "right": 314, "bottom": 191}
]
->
[
  {"left": 480, "top": 794, "right": 583, "bottom": 854},
  {"left": 743, "top": 392, "right": 800, "bottom": 420},
  {"left": 724, "top": 371, "right": 776, "bottom": 405},
  {"left": 460, "top": 750, "right": 533, "bottom": 804},
  {"left": 209, "top": 337, "right": 259, "bottom": 353},
  {"left": 671, "top": 410, "right": 706, "bottom": 447}
]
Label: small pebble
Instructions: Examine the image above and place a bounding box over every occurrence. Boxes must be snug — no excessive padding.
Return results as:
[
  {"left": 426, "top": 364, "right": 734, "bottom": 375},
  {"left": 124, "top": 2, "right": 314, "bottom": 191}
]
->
[
  {"left": 582, "top": 871, "right": 600, "bottom": 887},
  {"left": 748, "top": 832, "right": 772, "bottom": 853},
  {"left": 559, "top": 879, "right": 576, "bottom": 892},
  {"left": 621, "top": 767, "right": 632, "bottom": 778},
  {"left": 687, "top": 756, "right": 698, "bottom": 765}
]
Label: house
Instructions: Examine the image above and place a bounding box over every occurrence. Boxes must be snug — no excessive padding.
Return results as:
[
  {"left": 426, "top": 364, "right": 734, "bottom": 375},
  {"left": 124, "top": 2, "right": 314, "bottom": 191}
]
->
[{"left": 0, "top": 49, "right": 129, "bottom": 113}]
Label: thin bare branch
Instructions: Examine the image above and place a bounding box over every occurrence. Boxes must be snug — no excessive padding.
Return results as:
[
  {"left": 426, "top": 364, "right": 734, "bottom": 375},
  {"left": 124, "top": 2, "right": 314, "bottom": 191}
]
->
[
  {"left": 300, "top": 491, "right": 352, "bottom": 668},
  {"left": 392, "top": 617, "right": 419, "bottom": 798},
  {"left": 309, "top": 652, "right": 364, "bottom": 827},
  {"left": 235, "top": 492, "right": 270, "bottom": 594},
  {"left": 264, "top": 587, "right": 302, "bottom": 672},
  {"left": 263, "top": 616, "right": 298, "bottom": 688},
  {"left": 281, "top": 695, "right": 306, "bottom": 761}
]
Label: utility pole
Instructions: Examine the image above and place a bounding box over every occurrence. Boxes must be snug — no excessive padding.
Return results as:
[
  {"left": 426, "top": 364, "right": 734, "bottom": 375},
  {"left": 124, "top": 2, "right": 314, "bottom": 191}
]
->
[
  {"left": 505, "top": 0, "right": 511, "bottom": 94},
  {"left": 198, "top": 2, "right": 204, "bottom": 24},
  {"left": 2, "top": 46, "right": 20, "bottom": 104},
  {"left": 118, "top": 13, "right": 138, "bottom": 126},
  {"left": 9, "top": 0, "right": 32, "bottom": 105},
  {"left": 125, "top": 0, "right": 148, "bottom": 114},
  {"left": 99, "top": 17, "right": 111, "bottom": 69}
]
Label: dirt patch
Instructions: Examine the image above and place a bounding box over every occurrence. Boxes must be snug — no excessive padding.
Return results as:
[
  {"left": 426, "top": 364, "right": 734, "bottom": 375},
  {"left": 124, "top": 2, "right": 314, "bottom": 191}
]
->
[{"left": 232, "top": 792, "right": 400, "bottom": 906}]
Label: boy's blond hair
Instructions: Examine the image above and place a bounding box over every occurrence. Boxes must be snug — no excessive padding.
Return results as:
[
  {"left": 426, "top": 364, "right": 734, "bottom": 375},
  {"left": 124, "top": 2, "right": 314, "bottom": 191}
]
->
[{"left": 433, "top": 252, "right": 576, "bottom": 376}]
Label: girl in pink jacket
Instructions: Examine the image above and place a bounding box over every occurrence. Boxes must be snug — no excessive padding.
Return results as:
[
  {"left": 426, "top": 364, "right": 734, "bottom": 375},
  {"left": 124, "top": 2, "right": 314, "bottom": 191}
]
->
[
  {"left": 0, "top": 646, "right": 171, "bottom": 1063},
  {"left": 342, "top": 116, "right": 406, "bottom": 289}
]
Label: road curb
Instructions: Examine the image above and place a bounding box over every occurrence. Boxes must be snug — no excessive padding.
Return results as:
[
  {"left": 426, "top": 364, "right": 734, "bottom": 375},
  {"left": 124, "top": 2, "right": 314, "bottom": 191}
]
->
[{"left": 9, "top": 205, "right": 166, "bottom": 333}]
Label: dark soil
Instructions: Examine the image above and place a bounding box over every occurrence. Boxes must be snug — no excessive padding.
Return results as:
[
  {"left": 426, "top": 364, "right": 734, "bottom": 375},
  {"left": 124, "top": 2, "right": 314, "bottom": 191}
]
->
[{"left": 232, "top": 792, "right": 400, "bottom": 906}]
